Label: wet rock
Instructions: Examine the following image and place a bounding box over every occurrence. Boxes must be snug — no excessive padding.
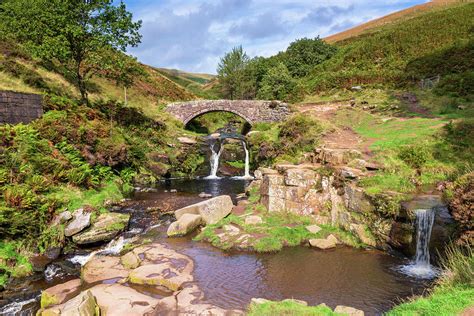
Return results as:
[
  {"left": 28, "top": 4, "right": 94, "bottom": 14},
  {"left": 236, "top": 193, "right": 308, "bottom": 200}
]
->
[
  {"left": 306, "top": 225, "right": 322, "bottom": 234},
  {"left": 120, "top": 251, "right": 141, "bottom": 269},
  {"left": 89, "top": 284, "right": 158, "bottom": 315},
  {"left": 309, "top": 238, "right": 336, "bottom": 250},
  {"left": 30, "top": 247, "right": 62, "bottom": 272},
  {"left": 40, "top": 290, "right": 99, "bottom": 316},
  {"left": 334, "top": 305, "right": 365, "bottom": 316},
  {"left": 40, "top": 279, "right": 82, "bottom": 309},
  {"left": 64, "top": 208, "right": 91, "bottom": 237},
  {"left": 167, "top": 214, "right": 202, "bottom": 237},
  {"left": 245, "top": 215, "right": 263, "bottom": 225},
  {"left": 389, "top": 222, "right": 415, "bottom": 256},
  {"left": 128, "top": 262, "right": 193, "bottom": 291},
  {"left": 72, "top": 213, "right": 129, "bottom": 245},
  {"left": 82, "top": 256, "right": 130, "bottom": 284},
  {"left": 198, "top": 192, "right": 212, "bottom": 198},
  {"left": 177, "top": 136, "right": 197, "bottom": 145},
  {"left": 174, "top": 195, "right": 233, "bottom": 225}
]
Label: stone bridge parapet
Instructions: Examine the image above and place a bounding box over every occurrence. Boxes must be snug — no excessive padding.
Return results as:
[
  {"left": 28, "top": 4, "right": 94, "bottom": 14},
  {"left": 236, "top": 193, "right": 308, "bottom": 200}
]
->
[
  {"left": 0, "top": 90, "right": 43, "bottom": 124},
  {"left": 166, "top": 100, "right": 290, "bottom": 125}
]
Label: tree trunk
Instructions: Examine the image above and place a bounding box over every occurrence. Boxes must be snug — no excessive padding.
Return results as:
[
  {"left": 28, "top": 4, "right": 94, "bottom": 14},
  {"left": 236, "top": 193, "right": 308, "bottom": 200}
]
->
[{"left": 76, "top": 59, "right": 88, "bottom": 105}]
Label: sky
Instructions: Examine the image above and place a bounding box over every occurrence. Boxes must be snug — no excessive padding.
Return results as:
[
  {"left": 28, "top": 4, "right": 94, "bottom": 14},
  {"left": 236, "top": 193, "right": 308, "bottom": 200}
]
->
[{"left": 123, "top": 0, "right": 427, "bottom": 74}]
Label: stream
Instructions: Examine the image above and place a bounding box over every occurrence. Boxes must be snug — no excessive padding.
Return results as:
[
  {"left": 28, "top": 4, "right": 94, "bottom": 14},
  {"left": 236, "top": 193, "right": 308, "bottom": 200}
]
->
[{"left": 0, "top": 178, "right": 431, "bottom": 316}]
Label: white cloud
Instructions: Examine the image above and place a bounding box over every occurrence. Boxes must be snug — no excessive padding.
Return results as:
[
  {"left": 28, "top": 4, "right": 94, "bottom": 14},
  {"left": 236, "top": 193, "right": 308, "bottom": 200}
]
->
[{"left": 126, "top": 0, "right": 427, "bottom": 73}]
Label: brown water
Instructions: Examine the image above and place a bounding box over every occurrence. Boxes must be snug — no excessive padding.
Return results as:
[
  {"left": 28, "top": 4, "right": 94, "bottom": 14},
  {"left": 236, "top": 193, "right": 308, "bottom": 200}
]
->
[{"left": 0, "top": 178, "right": 431, "bottom": 316}]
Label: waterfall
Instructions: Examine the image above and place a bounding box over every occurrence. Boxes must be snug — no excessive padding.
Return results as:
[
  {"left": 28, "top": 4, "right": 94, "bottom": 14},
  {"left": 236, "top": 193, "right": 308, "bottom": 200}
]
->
[
  {"left": 205, "top": 139, "right": 223, "bottom": 179},
  {"left": 241, "top": 141, "right": 253, "bottom": 179},
  {"left": 399, "top": 208, "right": 438, "bottom": 278}
]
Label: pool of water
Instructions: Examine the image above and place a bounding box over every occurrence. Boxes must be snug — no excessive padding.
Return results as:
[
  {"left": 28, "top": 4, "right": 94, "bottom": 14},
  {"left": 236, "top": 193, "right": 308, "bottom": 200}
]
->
[{"left": 0, "top": 178, "right": 431, "bottom": 316}]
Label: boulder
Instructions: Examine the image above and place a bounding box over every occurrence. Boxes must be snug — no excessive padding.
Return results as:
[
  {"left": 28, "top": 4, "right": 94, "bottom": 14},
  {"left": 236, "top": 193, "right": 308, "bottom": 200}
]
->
[
  {"left": 253, "top": 169, "right": 263, "bottom": 180},
  {"left": 326, "top": 234, "right": 340, "bottom": 245},
  {"left": 245, "top": 215, "right": 263, "bottom": 225},
  {"left": 309, "top": 238, "right": 336, "bottom": 250},
  {"left": 64, "top": 209, "right": 91, "bottom": 237},
  {"left": 198, "top": 192, "right": 212, "bottom": 198},
  {"left": 306, "top": 225, "right": 322, "bottom": 234},
  {"left": 30, "top": 247, "right": 61, "bottom": 272},
  {"left": 223, "top": 224, "right": 240, "bottom": 236},
  {"left": 261, "top": 195, "right": 286, "bottom": 213},
  {"left": 40, "top": 279, "right": 82, "bottom": 309},
  {"left": 72, "top": 213, "right": 129, "bottom": 245},
  {"left": 350, "top": 224, "right": 377, "bottom": 247},
  {"left": 334, "top": 305, "right": 365, "bottom": 316},
  {"left": 315, "top": 148, "right": 362, "bottom": 166},
  {"left": 174, "top": 195, "right": 233, "bottom": 225},
  {"left": 177, "top": 137, "right": 197, "bottom": 145},
  {"left": 167, "top": 214, "right": 202, "bottom": 237}
]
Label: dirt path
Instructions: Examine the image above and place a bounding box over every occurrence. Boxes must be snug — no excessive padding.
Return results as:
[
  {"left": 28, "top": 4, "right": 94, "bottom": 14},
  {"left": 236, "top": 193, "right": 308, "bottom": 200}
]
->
[{"left": 296, "top": 102, "right": 374, "bottom": 158}]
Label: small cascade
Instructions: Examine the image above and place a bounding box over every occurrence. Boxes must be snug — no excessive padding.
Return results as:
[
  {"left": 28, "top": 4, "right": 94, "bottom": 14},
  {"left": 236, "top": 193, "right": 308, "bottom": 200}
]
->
[
  {"left": 232, "top": 141, "right": 254, "bottom": 180},
  {"left": 67, "top": 236, "right": 128, "bottom": 266},
  {"left": 205, "top": 139, "right": 223, "bottom": 179},
  {"left": 400, "top": 209, "right": 438, "bottom": 279}
]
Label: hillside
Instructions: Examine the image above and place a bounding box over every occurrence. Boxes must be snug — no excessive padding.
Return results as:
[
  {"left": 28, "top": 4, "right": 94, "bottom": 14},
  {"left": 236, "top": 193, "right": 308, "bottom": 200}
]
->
[
  {"left": 156, "top": 68, "right": 218, "bottom": 99},
  {"left": 307, "top": 1, "right": 474, "bottom": 94},
  {"left": 0, "top": 41, "right": 196, "bottom": 119},
  {"left": 324, "top": 0, "right": 466, "bottom": 43}
]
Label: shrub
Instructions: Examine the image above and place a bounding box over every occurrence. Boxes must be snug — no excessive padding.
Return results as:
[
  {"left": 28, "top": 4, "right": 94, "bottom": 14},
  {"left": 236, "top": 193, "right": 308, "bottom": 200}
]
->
[
  {"left": 279, "top": 113, "right": 324, "bottom": 153},
  {"left": 447, "top": 173, "right": 474, "bottom": 245},
  {"left": 398, "top": 143, "right": 432, "bottom": 171}
]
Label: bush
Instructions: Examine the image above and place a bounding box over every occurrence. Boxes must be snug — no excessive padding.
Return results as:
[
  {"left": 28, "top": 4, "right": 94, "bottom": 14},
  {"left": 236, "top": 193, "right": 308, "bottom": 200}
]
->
[
  {"left": 447, "top": 173, "right": 474, "bottom": 245},
  {"left": 279, "top": 113, "right": 324, "bottom": 153},
  {"left": 398, "top": 143, "right": 433, "bottom": 171}
]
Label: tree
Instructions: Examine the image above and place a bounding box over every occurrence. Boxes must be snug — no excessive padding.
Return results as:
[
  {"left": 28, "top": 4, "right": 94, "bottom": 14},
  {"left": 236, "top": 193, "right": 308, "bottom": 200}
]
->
[
  {"left": 257, "top": 62, "right": 298, "bottom": 101},
  {"left": 285, "top": 37, "right": 337, "bottom": 78},
  {"left": 217, "top": 46, "right": 249, "bottom": 100},
  {"left": 0, "top": 0, "right": 142, "bottom": 104}
]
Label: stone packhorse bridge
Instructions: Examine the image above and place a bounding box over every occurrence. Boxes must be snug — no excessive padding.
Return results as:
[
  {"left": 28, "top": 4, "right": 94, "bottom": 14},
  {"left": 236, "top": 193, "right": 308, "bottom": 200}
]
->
[{"left": 166, "top": 100, "right": 290, "bottom": 125}]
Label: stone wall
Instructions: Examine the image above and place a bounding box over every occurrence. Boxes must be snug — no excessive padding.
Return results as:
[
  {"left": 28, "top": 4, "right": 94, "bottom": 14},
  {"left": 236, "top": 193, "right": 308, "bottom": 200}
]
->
[
  {"left": 0, "top": 90, "right": 43, "bottom": 124},
  {"left": 251, "top": 147, "right": 455, "bottom": 254},
  {"left": 166, "top": 100, "right": 290, "bottom": 125}
]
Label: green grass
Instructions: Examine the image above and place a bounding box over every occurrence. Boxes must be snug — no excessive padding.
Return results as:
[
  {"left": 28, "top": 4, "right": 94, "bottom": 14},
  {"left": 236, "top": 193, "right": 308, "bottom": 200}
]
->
[
  {"left": 388, "top": 286, "right": 474, "bottom": 316},
  {"left": 248, "top": 300, "right": 340, "bottom": 316},
  {"left": 196, "top": 209, "right": 363, "bottom": 252},
  {"left": 0, "top": 242, "right": 33, "bottom": 286},
  {"left": 389, "top": 243, "right": 474, "bottom": 315},
  {"left": 225, "top": 160, "right": 245, "bottom": 169},
  {"left": 48, "top": 180, "right": 123, "bottom": 213}
]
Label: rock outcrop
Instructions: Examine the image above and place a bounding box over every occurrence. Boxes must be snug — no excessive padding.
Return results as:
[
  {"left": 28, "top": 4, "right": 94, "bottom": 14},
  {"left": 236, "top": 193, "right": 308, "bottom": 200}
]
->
[
  {"left": 167, "top": 214, "right": 202, "bottom": 237},
  {"left": 64, "top": 208, "right": 91, "bottom": 237},
  {"left": 72, "top": 213, "right": 130, "bottom": 244}
]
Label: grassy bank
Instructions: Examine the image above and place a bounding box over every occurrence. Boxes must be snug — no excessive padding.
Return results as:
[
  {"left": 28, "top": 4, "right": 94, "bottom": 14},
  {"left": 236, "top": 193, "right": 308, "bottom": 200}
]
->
[
  {"left": 388, "top": 245, "right": 473, "bottom": 315},
  {"left": 248, "top": 300, "right": 339, "bottom": 316}
]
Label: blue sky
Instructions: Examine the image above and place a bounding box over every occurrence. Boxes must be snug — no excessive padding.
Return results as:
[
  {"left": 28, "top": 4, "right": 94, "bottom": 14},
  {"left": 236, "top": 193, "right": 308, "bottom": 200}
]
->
[{"left": 123, "top": 0, "right": 427, "bottom": 74}]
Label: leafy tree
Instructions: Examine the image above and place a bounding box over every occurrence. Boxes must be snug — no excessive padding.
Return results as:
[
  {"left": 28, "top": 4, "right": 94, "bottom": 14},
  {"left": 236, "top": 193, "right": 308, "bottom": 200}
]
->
[
  {"left": 285, "top": 37, "right": 337, "bottom": 78},
  {"left": 0, "top": 0, "right": 142, "bottom": 104},
  {"left": 257, "top": 62, "right": 298, "bottom": 101},
  {"left": 217, "top": 46, "right": 249, "bottom": 99}
]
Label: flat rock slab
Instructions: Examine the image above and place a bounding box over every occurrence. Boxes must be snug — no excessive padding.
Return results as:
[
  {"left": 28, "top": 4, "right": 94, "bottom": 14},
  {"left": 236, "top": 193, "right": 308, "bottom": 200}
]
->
[
  {"left": 41, "top": 279, "right": 82, "bottom": 309},
  {"left": 174, "top": 195, "right": 233, "bottom": 225},
  {"left": 128, "top": 262, "right": 193, "bottom": 291},
  {"left": 40, "top": 290, "right": 99, "bottom": 316},
  {"left": 245, "top": 215, "right": 263, "bottom": 225},
  {"left": 82, "top": 256, "right": 130, "bottom": 284}
]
